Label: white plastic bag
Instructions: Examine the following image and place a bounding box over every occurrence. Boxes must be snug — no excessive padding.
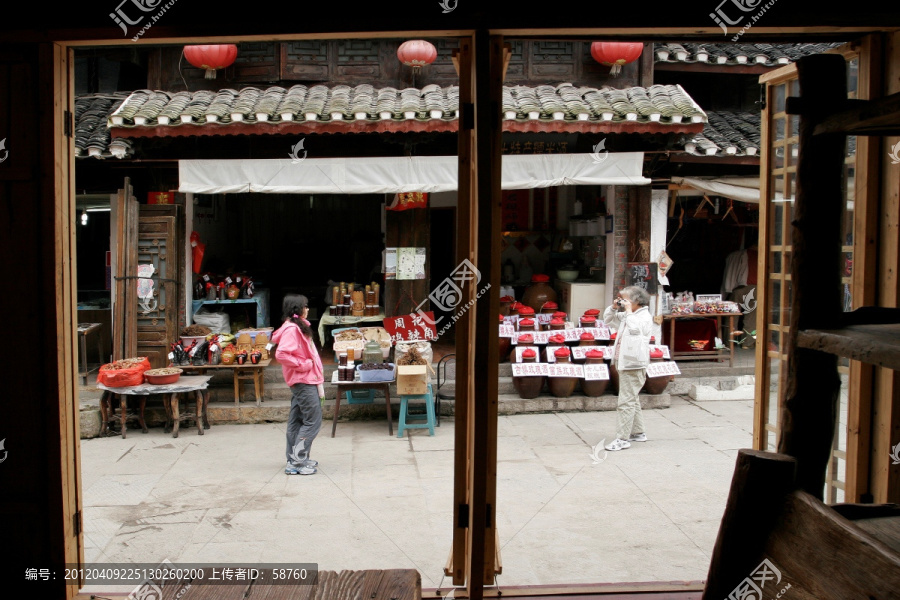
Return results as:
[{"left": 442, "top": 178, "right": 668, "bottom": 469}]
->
[
  {"left": 192, "top": 309, "right": 231, "bottom": 334},
  {"left": 395, "top": 341, "right": 434, "bottom": 381}
]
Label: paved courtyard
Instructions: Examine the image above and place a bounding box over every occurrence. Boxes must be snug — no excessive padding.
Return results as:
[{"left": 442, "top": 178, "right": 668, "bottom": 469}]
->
[{"left": 79, "top": 395, "right": 753, "bottom": 594}]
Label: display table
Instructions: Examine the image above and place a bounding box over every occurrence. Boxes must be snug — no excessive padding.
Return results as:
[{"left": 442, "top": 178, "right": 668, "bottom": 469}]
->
[
  {"left": 77, "top": 323, "right": 103, "bottom": 385},
  {"left": 330, "top": 369, "right": 394, "bottom": 438},
  {"left": 662, "top": 313, "right": 737, "bottom": 367},
  {"left": 318, "top": 311, "right": 385, "bottom": 345},
  {"left": 97, "top": 376, "right": 212, "bottom": 438},
  {"left": 178, "top": 359, "right": 270, "bottom": 406},
  {"left": 191, "top": 289, "right": 269, "bottom": 328}
]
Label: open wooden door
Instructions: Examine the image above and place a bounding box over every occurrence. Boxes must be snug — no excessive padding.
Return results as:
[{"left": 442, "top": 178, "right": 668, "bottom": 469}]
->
[{"left": 754, "top": 41, "right": 879, "bottom": 503}]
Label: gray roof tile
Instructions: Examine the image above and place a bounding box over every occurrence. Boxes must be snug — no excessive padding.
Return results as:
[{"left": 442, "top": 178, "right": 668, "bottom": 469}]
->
[
  {"left": 654, "top": 42, "right": 844, "bottom": 67},
  {"left": 683, "top": 110, "right": 761, "bottom": 157}
]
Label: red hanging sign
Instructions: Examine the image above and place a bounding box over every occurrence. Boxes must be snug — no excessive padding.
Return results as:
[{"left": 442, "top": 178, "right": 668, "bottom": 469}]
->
[
  {"left": 386, "top": 192, "right": 428, "bottom": 211},
  {"left": 383, "top": 312, "right": 438, "bottom": 343}
]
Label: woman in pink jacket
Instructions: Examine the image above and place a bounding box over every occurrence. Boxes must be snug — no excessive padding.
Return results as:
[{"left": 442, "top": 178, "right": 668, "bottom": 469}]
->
[{"left": 272, "top": 294, "right": 324, "bottom": 475}]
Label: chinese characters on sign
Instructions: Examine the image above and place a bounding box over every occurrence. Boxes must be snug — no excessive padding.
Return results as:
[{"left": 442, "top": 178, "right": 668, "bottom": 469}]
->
[
  {"left": 383, "top": 312, "right": 438, "bottom": 343},
  {"left": 627, "top": 262, "right": 658, "bottom": 295},
  {"left": 646, "top": 361, "right": 681, "bottom": 378},
  {"left": 547, "top": 364, "right": 585, "bottom": 378},
  {"left": 583, "top": 363, "right": 610, "bottom": 381},
  {"left": 511, "top": 363, "right": 551, "bottom": 377}
]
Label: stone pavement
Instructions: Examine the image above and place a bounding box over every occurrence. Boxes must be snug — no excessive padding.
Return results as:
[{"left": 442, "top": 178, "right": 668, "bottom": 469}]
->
[{"left": 79, "top": 394, "right": 753, "bottom": 594}]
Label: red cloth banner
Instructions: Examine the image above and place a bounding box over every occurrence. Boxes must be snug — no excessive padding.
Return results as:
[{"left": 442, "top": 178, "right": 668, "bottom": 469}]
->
[{"left": 386, "top": 192, "right": 428, "bottom": 211}]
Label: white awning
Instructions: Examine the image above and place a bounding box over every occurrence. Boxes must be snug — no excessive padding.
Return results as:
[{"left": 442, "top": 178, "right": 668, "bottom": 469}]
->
[
  {"left": 671, "top": 176, "right": 762, "bottom": 203},
  {"left": 178, "top": 153, "right": 650, "bottom": 195}
]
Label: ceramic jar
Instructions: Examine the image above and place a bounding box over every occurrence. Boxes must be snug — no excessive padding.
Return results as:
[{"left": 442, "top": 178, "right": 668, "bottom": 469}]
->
[
  {"left": 641, "top": 352, "right": 671, "bottom": 395},
  {"left": 498, "top": 315, "right": 511, "bottom": 362},
  {"left": 521, "top": 274, "right": 557, "bottom": 313},
  {"left": 517, "top": 317, "right": 537, "bottom": 332},
  {"left": 500, "top": 296, "right": 514, "bottom": 316},
  {"left": 511, "top": 335, "right": 535, "bottom": 363},
  {"left": 549, "top": 317, "right": 566, "bottom": 331},
  {"left": 582, "top": 351, "right": 610, "bottom": 397},
  {"left": 513, "top": 349, "right": 544, "bottom": 399},
  {"left": 548, "top": 348, "right": 577, "bottom": 398}
]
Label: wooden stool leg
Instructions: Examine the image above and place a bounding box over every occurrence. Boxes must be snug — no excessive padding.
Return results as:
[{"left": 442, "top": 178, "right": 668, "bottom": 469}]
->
[
  {"left": 99, "top": 390, "right": 111, "bottom": 436},
  {"left": 119, "top": 394, "right": 127, "bottom": 439},
  {"left": 172, "top": 393, "right": 180, "bottom": 438},
  {"left": 139, "top": 397, "right": 148, "bottom": 434},
  {"left": 384, "top": 384, "right": 393, "bottom": 436},
  {"left": 234, "top": 369, "right": 241, "bottom": 405},
  {"left": 254, "top": 369, "right": 262, "bottom": 407},
  {"left": 196, "top": 390, "right": 204, "bottom": 435}
]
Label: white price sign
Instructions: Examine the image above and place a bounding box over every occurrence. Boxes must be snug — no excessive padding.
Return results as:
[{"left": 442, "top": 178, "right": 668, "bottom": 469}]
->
[
  {"left": 499, "top": 323, "right": 516, "bottom": 338},
  {"left": 537, "top": 313, "right": 553, "bottom": 325},
  {"left": 562, "top": 328, "right": 584, "bottom": 342},
  {"left": 596, "top": 323, "right": 611, "bottom": 339},
  {"left": 583, "top": 363, "right": 610, "bottom": 381},
  {"left": 603, "top": 346, "right": 615, "bottom": 359},
  {"left": 649, "top": 344, "right": 671, "bottom": 359},
  {"left": 503, "top": 315, "right": 518, "bottom": 326},
  {"left": 531, "top": 331, "right": 551, "bottom": 344},
  {"left": 547, "top": 364, "right": 585, "bottom": 378},
  {"left": 511, "top": 363, "right": 550, "bottom": 377},
  {"left": 571, "top": 346, "right": 604, "bottom": 360},
  {"left": 646, "top": 361, "right": 681, "bottom": 378}
]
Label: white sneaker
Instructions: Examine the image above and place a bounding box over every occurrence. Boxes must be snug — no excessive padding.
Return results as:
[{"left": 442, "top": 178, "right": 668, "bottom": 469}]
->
[
  {"left": 629, "top": 433, "right": 648, "bottom": 442},
  {"left": 605, "top": 438, "right": 631, "bottom": 451}
]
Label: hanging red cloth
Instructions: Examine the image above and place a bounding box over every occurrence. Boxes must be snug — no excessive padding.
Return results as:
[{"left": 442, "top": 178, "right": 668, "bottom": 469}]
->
[{"left": 386, "top": 192, "right": 428, "bottom": 211}]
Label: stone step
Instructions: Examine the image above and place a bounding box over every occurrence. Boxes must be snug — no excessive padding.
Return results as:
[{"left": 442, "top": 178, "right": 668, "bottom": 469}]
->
[{"left": 79, "top": 389, "right": 672, "bottom": 437}]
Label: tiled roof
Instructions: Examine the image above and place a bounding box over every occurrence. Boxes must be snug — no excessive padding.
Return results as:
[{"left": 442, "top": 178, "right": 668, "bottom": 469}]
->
[
  {"left": 75, "top": 93, "right": 134, "bottom": 158},
  {"left": 108, "top": 83, "right": 706, "bottom": 128},
  {"left": 654, "top": 42, "right": 844, "bottom": 67},
  {"left": 682, "top": 111, "right": 761, "bottom": 157}
]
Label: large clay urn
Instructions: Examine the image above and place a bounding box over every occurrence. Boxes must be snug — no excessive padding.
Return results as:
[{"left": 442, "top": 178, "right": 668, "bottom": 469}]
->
[
  {"left": 608, "top": 359, "right": 619, "bottom": 394},
  {"left": 500, "top": 296, "right": 514, "bottom": 316},
  {"left": 513, "top": 348, "right": 545, "bottom": 399},
  {"left": 549, "top": 347, "right": 578, "bottom": 398},
  {"left": 582, "top": 349, "right": 610, "bottom": 397},
  {"left": 521, "top": 274, "right": 557, "bottom": 313},
  {"left": 641, "top": 347, "right": 671, "bottom": 394}
]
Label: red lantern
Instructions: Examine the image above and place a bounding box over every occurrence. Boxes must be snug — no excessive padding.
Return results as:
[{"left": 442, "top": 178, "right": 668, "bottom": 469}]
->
[
  {"left": 590, "top": 42, "right": 644, "bottom": 76},
  {"left": 397, "top": 40, "right": 437, "bottom": 68},
  {"left": 183, "top": 44, "right": 238, "bottom": 79}
]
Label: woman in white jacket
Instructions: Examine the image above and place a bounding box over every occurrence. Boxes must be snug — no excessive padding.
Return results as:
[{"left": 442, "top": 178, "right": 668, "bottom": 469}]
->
[{"left": 603, "top": 286, "right": 653, "bottom": 451}]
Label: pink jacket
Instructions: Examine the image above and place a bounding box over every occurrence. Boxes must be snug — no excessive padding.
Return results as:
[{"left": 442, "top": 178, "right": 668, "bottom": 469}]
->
[{"left": 272, "top": 320, "right": 324, "bottom": 386}]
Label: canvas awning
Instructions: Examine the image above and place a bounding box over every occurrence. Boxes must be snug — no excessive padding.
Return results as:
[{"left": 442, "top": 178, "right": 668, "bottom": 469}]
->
[
  {"left": 178, "top": 153, "right": 650, "bottom": 195},
  {"left": 670, "top": 175, "right": 762, "bottom": 203}
]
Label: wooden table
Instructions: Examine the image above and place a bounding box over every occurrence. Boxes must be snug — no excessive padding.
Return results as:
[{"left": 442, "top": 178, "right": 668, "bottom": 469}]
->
[
  {"left": 318, "top": 312, "right": 385, "bottom": 346},
  {"left": 331, "top": 370, "right": 394, "bottom": 437},
  {"left": 663, "top": 312, "right": 737, "bottom": 367},
  {"left": 77, "top": 322, "right": 103, "bottom": 385},
  {"left": 178, "top": 359, "right": 270, "bottom": 406},
  {"left": 97, "top": 375, "right": 212, "bottom": 438}
]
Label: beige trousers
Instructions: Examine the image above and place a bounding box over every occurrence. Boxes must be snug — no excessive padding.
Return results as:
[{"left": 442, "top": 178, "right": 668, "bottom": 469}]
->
[{"left": 616, "top": 368, "right": 646, "bottom": 440}]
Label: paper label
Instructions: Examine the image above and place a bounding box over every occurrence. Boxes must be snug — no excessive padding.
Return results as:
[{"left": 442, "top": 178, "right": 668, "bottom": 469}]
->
[
  {"left": 571, "top": 346, "right": 604, "bottom": 360},
  {"left": 646, "top": 361, "right": 681, "bottom": 378},
  {"left": 202, "top": 274, "right": 210, "bottom": 282},
  {"left": 167, "top": 352, "right": 174, "bottom": 360},
  {"left": 266, "top": 343, "right": 273, "bottom": 351},
  {"left": 531, "top": 331, "right": 551, "bottom": 344},
  {"left": 499, "top": 323, "right": 516, "bottom": 338},
  {"left": 603, "top": 346, "right": 614, "bottom": 359},
  {"left": 581, "top": 326, "right": 611, "bottom": 341},
  {"left": 562, "top": 328, "right": 583, "bottom": 342},
  {"left": 511, "top": 363, "right": 550, "bottom": 377},
  {"left": 225, "top": 276, "right": 232, "bottom": 285},
  {"left": 503, "top": 315, "right": 518, "bottom": 326},
  {"left": 547, "top": 364, "right": 584, "bottom": 378},
  {"left": 536, "top": 313, "right": 553, "bottom": 325},
  {"left": 583, "top": 363, "right": 610, "bottom": 380},
  {"left": 545, "top": 347, "right": 558, "bottom": 363}
]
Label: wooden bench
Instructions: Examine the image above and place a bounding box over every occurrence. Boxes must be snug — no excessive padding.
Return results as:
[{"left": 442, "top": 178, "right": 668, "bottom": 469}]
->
[{"left": 178, "top": 359, "right": 270, "bottom": 406}]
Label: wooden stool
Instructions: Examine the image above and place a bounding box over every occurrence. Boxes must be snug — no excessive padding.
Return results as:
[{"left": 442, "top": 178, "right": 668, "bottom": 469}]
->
[
  {"left": 397, "top": 384, "right": 435, "bottom": 438},
  {"left": 234, "top": 364, "right": 266, "bottom": 406}
]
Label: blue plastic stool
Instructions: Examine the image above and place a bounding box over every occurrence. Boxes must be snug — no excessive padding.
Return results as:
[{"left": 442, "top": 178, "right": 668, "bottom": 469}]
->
[
  {"left": 397, "top": 384, "right": 435, "bottom": 438},
  {"left": 345, "top": 389, "right": 376, "bottom": 404}
]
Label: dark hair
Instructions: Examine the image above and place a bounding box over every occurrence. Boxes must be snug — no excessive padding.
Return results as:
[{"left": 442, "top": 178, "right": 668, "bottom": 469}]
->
[{"left": 282, "top": 294, "right": 313, "bottom": 339}]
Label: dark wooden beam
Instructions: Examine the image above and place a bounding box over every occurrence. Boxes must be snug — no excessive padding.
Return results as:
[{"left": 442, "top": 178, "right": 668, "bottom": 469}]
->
[
  {"left": 654, "top": 62, "right": 776, "bottom": 75},
  {"left": 702, "top": 450, "right": 797, "bottom": 600},
  {"left": 812, "top": 91, "right": 900, "bottom": 136},
  {"left": 778, "top": 54, "right": 846, "bottom": 500}
]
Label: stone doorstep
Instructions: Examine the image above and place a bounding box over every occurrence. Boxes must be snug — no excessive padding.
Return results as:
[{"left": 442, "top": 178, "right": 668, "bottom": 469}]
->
[{"left": 77, "top": 391, "right": 671, "bottom": 438}]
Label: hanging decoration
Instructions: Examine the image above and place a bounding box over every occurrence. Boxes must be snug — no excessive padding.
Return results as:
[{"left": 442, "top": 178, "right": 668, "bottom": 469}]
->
[
  {"left": 590, "top": 42, "right": 644, "bottom": 76},
  {"left": 386, "top": 192, "right": 429, "bottom": 211},
  {"left": 183, "top": 44, "right": 238, "bottom": 79},
  {"left": 397, "top": 40, "right": 438, "bottom": 68}
]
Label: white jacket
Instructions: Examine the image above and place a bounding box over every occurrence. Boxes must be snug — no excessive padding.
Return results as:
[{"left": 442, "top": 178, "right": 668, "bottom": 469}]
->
[{"left": 604, "top": 304, "right": 653, "bottom": 371}]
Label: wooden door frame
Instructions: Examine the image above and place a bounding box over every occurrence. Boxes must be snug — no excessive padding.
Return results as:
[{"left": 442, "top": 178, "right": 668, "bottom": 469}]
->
[{"left": 36, "top": 26, "right": 896, "bottom": 600}]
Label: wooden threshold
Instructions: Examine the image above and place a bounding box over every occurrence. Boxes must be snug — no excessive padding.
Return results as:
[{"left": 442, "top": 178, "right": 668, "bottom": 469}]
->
[{"left": 796, "top": 323, "right": 900, "bottom": 371}]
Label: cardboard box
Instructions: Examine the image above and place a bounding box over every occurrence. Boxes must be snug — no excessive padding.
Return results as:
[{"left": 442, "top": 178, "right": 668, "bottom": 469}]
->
[{"left": 396, "top": 365, "right": 428, "bottom": 395}]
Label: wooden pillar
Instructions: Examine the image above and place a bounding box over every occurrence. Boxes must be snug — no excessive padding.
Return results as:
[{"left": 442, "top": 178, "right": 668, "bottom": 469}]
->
[
  {"left": 628, "top": 186, "right": 652, "bottom": 263},
  {"left": 701, "top": 450, "right": 796, "bottom": 600},
  {"left": 778, "top": 54, "right": 847, "bottom": 500},
  {"left": 384, "top": 201, "right": 430, "bottom": 317}
]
